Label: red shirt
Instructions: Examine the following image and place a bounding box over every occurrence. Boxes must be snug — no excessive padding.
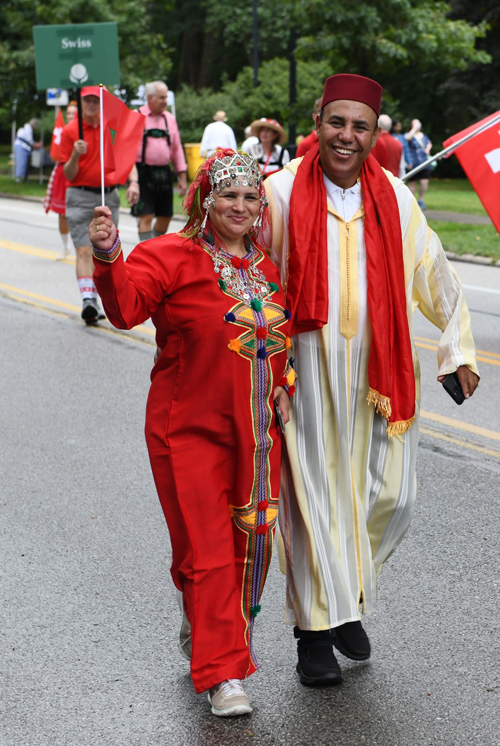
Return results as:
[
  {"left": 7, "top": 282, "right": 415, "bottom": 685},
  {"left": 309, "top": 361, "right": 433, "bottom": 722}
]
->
[
  {"left": 296, "top": 129, "right": 318, "bottom": 158},
  {"left": 371, "top": 132, "right": 403, "bottom": 177},
  {"left": 60, "top": 118, "right": 117, "bottom": 187}
]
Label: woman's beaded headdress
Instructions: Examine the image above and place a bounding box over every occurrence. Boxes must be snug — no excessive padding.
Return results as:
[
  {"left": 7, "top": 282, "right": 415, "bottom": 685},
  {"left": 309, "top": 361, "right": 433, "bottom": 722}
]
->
[
  {"left": 181, "top": 148, "right": 268, "bottom": 240},
  {"left": 210, "top": 152, "right": 263, "bottom": 192}
]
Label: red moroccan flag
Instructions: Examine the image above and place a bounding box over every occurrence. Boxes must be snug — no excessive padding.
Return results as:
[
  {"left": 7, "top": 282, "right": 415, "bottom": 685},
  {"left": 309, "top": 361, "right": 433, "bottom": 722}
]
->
[
  {"left": 443, "top": 112, "right": 500, "bottom": 235},
  {"left": 100, "top": 88, "right": 145, "bottom": 184},
  {"left": 50, "top": 108, "right": 66, "bottom": 162}
]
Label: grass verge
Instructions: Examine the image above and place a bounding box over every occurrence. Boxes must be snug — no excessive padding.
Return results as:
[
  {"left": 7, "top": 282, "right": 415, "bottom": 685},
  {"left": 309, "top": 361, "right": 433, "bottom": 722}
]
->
[
  {"left": 424, "top": 179, "right": 487, "bottom": 216},
  {"left": 428, "top": 221, "right": 500, "bottom": 262}
]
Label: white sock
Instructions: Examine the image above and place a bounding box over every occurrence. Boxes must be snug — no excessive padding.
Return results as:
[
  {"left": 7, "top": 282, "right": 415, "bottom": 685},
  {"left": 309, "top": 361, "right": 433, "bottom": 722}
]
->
[
  {"left": 139, "top": 231, "right": 154, "bottom": 242},
  {"left": 153, "top": 228, "right": 164, "bottom": 238},
  {"left": 60, "top": 232, "right": 69, "bottom": 250},
  {"left": 78, "top": 277, "right": 98, "bottom": 300}
]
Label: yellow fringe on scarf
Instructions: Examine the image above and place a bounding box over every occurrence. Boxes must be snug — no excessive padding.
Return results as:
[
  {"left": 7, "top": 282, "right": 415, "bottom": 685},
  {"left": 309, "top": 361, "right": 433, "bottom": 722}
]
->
[
  {"left": 386, "top": 415, "right": 416, "bottom": 437},
  {"left": 367, "top": 388, "right": 392, "bottom": 419},
  {"left": 367, "top": 388, "right": 416, "bottom": 437}
]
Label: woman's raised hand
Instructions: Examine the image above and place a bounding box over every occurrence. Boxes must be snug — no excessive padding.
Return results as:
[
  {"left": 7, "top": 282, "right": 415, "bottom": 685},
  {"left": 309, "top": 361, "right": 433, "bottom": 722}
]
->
[{"left": 90, "top": 206, "right": 118, "bottom": 251}]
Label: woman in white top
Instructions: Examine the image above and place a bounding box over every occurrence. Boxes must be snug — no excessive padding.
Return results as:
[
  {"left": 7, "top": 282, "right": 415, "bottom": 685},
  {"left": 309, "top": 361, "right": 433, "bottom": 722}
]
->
[{"left": 248, "top": 118, "right": 290, "bottom": 178}]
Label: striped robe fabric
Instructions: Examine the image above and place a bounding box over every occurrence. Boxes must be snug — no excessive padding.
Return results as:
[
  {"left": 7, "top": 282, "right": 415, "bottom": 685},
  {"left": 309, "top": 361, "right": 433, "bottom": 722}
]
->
[{"left": 265, "top": 159, "right": 479, "bottom": 631}]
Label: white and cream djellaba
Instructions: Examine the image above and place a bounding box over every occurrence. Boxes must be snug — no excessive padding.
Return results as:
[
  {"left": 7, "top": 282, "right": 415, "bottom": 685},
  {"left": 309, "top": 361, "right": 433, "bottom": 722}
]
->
[{"left": 264, "top": 159, "right": 478, "bottom": 631}]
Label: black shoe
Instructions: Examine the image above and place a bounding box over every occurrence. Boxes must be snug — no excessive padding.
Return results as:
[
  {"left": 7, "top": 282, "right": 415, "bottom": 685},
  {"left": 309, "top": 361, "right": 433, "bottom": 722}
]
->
[
  {"left": 295, "top": 628, "right": 343, "bottom": 686},
  {"left": 81, "top": 298, "right": 101, "bottom": 325},
  {"left": 332, "top": 621, "right": 371, "bottom": 661}
]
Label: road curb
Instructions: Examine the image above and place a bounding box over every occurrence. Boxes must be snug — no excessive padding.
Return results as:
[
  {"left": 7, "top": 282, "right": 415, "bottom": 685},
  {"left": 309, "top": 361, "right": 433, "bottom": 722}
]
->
[
  {"left": 2, "top": 191, "right": 499, "bottom": 267},
  {"left": 444, "top": 251, "right": 500, "bottom": 268}
]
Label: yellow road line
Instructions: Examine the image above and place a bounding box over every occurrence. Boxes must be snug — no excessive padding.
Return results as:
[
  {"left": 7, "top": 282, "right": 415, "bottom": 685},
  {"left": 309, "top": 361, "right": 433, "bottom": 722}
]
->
[
  {"left": 420, "top": 426, "right": 500, "bottom": 460},
  {"left": 416, "top": 342, "right": 500, "bottom": 366},
  {"left": 0, "top": 282, "right": 80, "bottom": 311},
  {"left": 0, "top": 238, "right": 75, "bottom": 263},
  {"left": 415, "top": 335, "right": 500, "bottom": 361},
  {"left": 420, "top": 409, "right": 500, "bottom": 443},
  {"left": 0, "top": 282, "right": 155, "bottom": 337}
]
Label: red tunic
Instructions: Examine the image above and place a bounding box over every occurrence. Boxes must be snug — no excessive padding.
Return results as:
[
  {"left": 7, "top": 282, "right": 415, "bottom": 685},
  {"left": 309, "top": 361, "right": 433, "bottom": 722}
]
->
[{"left": 93, "top": 232, "right": 292, "bottom": 692}]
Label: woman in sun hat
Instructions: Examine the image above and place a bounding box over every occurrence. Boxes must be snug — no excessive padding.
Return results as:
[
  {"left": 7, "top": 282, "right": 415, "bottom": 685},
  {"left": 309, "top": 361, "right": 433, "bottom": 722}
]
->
[{"left": 247, "top": 117, "right": 290, "bottom": 178}]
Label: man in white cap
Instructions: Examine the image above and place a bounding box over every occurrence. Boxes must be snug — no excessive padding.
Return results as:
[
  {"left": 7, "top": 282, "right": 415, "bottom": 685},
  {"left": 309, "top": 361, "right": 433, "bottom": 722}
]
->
[
  {"left": 200, "top": 111, "right": 237, "bottom": 157},
  {"left": 265, "top": 73, "right": 479, "bottom": 687}
]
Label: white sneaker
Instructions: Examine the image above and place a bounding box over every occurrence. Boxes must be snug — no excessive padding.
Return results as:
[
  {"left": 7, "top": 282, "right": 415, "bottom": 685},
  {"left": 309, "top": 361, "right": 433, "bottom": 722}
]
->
[{"left": 208, "top": 679, "right": 252, "bottom": 717}]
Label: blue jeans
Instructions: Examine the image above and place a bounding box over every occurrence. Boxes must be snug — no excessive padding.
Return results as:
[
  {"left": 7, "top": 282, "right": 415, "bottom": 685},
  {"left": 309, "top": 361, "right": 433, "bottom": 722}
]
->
[{"left": 14, "top": 144, "right": 31, "bottom": 180}]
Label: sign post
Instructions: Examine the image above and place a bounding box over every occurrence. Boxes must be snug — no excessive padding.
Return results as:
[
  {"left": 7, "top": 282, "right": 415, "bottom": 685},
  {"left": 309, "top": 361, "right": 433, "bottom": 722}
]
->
[
  {"left": 33, "top": 23, "right": 120, "bottom": 90},
  {"left": 33, "top": 23, "right": 120, "bottom": 139}
]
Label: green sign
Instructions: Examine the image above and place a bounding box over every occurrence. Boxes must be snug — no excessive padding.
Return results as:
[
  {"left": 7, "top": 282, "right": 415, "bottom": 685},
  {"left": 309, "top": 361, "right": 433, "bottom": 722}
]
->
[{"left": 33, "top": 23, "right": 120, "bottom": 90}]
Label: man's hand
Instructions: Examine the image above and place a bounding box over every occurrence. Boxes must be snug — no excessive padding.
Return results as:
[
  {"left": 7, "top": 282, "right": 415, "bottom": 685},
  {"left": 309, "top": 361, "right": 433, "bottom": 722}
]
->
[
  {"left": 438, "top": 365, "right": 479, "bottom": 399},
  {"left": 273, "top": 385, "right": 291, "bottom": 425},
  {"left": 89, "top": 206, "right": 118, "bottom": 251},
  {"left": 177, "top": 171, "right": 188, "bottom": 197},
  {"left": 73, "top": 139, "right": 87, "bottom": 157},
  {"left": 126, "top": 180, "right": 140, "bottom": 206}
]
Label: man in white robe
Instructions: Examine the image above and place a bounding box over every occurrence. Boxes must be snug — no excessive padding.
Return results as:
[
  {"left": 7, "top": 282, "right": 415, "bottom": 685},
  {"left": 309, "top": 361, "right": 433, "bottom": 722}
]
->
[{"left": 264, "top": 74, "right": 479, "bottom": 686}]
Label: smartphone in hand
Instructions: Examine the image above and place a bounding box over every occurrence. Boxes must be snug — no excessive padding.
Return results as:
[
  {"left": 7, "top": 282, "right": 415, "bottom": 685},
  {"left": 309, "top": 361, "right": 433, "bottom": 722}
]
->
[
  {"left": 442, "top": 372, "right": 465, "bottom": 405},
  {"left": 274, "top": 397, "right": 286, "bottom": 433}
]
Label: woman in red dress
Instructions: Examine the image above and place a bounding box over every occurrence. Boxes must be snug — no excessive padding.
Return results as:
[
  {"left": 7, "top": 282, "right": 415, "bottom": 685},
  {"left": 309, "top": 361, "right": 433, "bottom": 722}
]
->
[
  {"left": 44, "top": 101, "right": 77, "bottom": 259},
  {"left": 90, "top": 150, "right": 296, "bottom": 717}
]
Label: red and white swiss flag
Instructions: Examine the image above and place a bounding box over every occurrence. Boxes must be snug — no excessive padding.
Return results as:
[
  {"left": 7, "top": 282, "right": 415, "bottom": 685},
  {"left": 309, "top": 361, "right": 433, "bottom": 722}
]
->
[
  {"left": 49, "top": 108, "right": 66, "bottom": 162},
  {"left": 443, "top": 112, "right": 500, "bottom": 235}
]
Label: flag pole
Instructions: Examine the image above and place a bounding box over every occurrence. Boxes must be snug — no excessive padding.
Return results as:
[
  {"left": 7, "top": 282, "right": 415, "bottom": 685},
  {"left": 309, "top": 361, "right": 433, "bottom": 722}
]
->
[
  {"left": 99, "top": 84, "right": 105, "bottom": 207},
  {"left": 402, "top": 112, "right": 500, "bottom": 182}
]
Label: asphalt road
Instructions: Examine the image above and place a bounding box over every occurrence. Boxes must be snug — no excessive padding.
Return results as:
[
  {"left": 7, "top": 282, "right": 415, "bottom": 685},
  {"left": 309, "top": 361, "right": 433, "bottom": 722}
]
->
[{"left": 1, "top": 196, "right": 499, "bottom": 746}]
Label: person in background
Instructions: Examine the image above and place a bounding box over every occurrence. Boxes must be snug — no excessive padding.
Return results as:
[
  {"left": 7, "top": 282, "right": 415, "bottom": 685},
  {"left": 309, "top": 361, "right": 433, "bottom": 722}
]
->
[
  {"left": 60, "top": 87, "right": 140, "bottom": 324},
  {"left": 200, "top": 111, "right": 237, "bottom": 157},
  {"left": 405, "top": 118, "right": 432, "bottom": 210},
  {"left": 248, "top": 118, "right": 290, "bottom": 178},
  {"left": 134, "top": 81, "right": 188, "bottom": 242},
  {"left": 241, "top": 125, "right": 259, "bottom": 153},
  {"left": 391, "top": 119, "right": 412, "bottom": 175},
  {"left": 296, "top": 97, "right": 322, "bottom": 157},
  {"left": 371, "top": 114, "right": 403, "bottom": 177},
  {"left": 14, "top": 119, "right": 40, "bottom": 182},
  {"left": 89, "top": 149, "right": 294, "bottom": 717},
  {"left": 44, "top": 102, "right": 78, "bottom": 260}
]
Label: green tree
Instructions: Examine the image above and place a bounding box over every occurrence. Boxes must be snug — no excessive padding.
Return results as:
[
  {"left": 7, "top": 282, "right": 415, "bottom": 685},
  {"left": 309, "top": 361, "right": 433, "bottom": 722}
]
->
[
  {"left": 174, "top": 58, "right": 332, "bottom": 144},
  {"left": 292, "top": 0, "right": 490, "bottom": 76}
]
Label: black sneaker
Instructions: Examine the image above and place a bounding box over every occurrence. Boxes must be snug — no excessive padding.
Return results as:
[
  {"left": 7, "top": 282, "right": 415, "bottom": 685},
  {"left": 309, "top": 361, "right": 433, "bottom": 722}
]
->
[
  {"left": 332, "top": 620, "right": 371, "bottom": 661},
  {"left": 81, "top": 298, "right": 100, "bottom": 325},
  {"left": 295, "top": 628, "right": 343, "bottom": 686}
]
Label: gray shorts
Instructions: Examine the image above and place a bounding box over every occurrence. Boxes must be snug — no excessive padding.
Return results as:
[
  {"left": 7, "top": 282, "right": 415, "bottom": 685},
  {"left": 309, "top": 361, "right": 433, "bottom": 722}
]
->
[{"left": 66, "top": 187, "right": 120, "bottom": 249}]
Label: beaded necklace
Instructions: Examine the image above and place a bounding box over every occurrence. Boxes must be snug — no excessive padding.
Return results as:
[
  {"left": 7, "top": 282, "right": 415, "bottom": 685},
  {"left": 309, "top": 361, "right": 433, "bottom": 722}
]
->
[{"left": 199, "top": 233, "right": 279, "bottom": 307}]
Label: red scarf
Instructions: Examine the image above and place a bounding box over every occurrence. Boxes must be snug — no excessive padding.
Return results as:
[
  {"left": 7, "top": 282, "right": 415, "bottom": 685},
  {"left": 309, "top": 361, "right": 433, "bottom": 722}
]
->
[{"left": 286, "top": 142, "right": 415, "bottom": 435}]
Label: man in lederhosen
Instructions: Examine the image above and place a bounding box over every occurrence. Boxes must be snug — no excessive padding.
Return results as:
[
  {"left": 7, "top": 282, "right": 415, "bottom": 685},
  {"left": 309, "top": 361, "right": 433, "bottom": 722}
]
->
[{"left": 134, "top": 81, "right": 188, "bottom": 242}]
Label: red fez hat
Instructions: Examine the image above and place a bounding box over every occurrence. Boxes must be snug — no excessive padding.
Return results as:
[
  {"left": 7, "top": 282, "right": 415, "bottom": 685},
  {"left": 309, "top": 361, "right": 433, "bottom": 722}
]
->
[{"left": 321, "top": 74, "right": 383, "bottom": 117}]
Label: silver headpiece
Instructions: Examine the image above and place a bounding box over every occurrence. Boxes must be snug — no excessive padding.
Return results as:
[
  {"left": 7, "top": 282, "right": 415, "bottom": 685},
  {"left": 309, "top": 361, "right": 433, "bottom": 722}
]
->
[{"left": 210, "top": 152, "right": 263, "bottom": 192}]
